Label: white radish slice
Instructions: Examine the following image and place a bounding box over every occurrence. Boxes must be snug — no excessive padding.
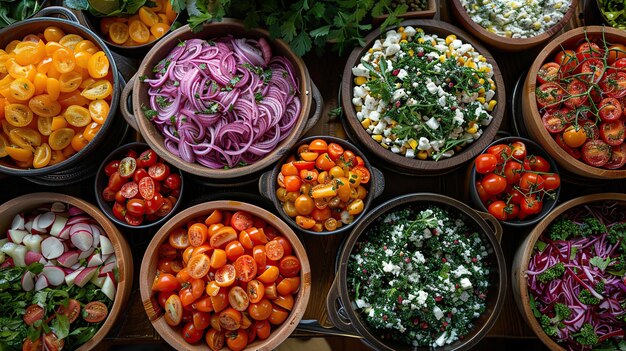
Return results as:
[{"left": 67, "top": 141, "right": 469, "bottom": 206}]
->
[
  {"left": 99, "top": 262, "right": 116, "bottom": 276},
  {"left": 7, "top": 229, "right": 28, "bottom": 245},
  {"left": 99, "top": 236, "right": 114, "bottom": 256},
  {"left": 35, "top": 212, "right": 55, "bottom": 231},
  {"left": 74, "top": 267, "right": 98, "bottom": 287},
  {"left": 65, "top": 267, "right": 84, "bottom": 286},
  {"left": 11, "top": 214, "right": 24, "bottom": 230},
  {"left": 25, "top": 251, "right": 44, "bottom": 266},
  {"left": 57, "top": 251, "right": 79, "bottom": 268},
  {"left": 101, "top": 275, "right": 116, "bottom": 300},
  {"left": 10, "top": 245, "right": 27, "bottom": 267},
  {"left": 78, "top": 247, "right": 94, "bottom": 260},
  {"left": 70, "top": 263, "right": 81, "bottom": 270},
  {"left": 1, "top": 242, "right": 18, "bottom": 255},
  {"left": 103, "top": 254, "right": 116, "bottom": 266},
  {"left": 22, "top": 271, "right": 35, "bottom": 291},
  {"left": 34, "top": 275, "right": 48, "bottom": 291},
  {"left": 90, "top": 225, "right": 101, "bottom": 248},
  {"left": 70, "top": 231, "right": 93, "bottom": 252},
  {"left": 49, "top": 216, "right": 68, "bottom": 237},
  {"left": 68, "top": 206, "right": 84, "bottom": 216},
  {"left": 66, "top": 215, "right": 92, "bottom": 226},
  {"left": 58, "top": 226, "right": 70, "bottom": 240},
  {"left": 100, "top": 254, "right": 110, "bottom": 263},
  {"left": 50, "top": 202, "right": 66, "bottom": 213},
  {"left": 87, "top": 253, "right": 102, "bottom": 268},
  {"left": 41, "top": 237, "right": 64, "bottom": 260},
  {"left": 23, "top": 234, "right": 43, "bottom": 253},
  {"left": 42, "top": 266, "right": 66, "bottom": 286},
  {"left": 91, "top": 275, "right": 106, "bottom": 288}
]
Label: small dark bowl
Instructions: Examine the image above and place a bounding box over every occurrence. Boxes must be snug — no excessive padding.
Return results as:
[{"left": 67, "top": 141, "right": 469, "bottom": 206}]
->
[
  {"left": 95, "top": 142, "right": 184, "bottom": 230},
  {"left": 259, "top": 136, "right": 385, "bottom": 236},
  {"left": 469, "top": 136, "right": 561, "bottom": 227}
]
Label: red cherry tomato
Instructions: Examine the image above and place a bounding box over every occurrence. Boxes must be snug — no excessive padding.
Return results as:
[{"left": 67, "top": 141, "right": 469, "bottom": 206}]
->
[
  {"left": 503, "top": 160, "right": 523, "bottom": 184},
  {"left": 138, "top": 149, "right": 158, "bottom": 167},
  {"left": 598, "top": 98, "right": 623, "bottom": 122},
  {"left": 519, "top": 172, "right": 545, "bottom": 192},
  {"left": 149, "top": 162, "right": 170, "bottom": 181},
  {"left": 474, "top": 153, "right": 497, "bottom": 174},
  {"left": 487, "top": 144, "right": 511, "bottom": 163},
  {"left": 536, "top": 82, "right": 565, "bottom": 109},
  {"left": 582, "top": 139, "right": 611, "bottom": 167},
  {"left": 481, "top": 173, "right": 507, "bottom": 195},
  {"left": 600, "top": 121, "right": 626, "bottom": 146},
  {"left": 526, "top": 155, "right": 551, "bottom": 172},
  {"left": 164, "top": 173, "right": 182, "bottom": 190},
  {"left": 537, "top": 62, "right": 560, "bottom": 84},
  {"left": 104, "top": 160, "right": 120, "bottom": 176},
  {"left": 543, "top": 173, "right": 561, "bottom": 191}
]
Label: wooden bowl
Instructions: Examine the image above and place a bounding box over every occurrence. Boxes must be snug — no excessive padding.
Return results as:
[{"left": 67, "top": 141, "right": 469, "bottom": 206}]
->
[
  {"left": 258, "top": 136, "right": 385, "bottom": 236},
  {"left": 94, "top": 142, "right": 185, "bottom": 230},
  {"left": 450, "top": 0, "right": 578, "bottom": 52},
  {"left": 120, "top": 18, "right": 323, "bottom": 180},
  {"left": 511, "top": 193, "right": 626, "bottom": 351},
  {"left": 521, "top": 26, "right": 626, "bottom": 179},
  {"left": 468, "top": 136, "right": 561, "bottom": 227},
  {"left": 373, "top": 0, "right": 437, "bottom": 25},
  {"left": 0, "top": 7, "right": 120, "bottom": 177},
  {"left": 139, "top": 200, "right": 311, "bottom": 351},
  {"left": 327, "top": 193, "right": 506, "bottom": 351},
  {"left": 0, "top": 192, "right": 133, "bottom": 351},
  {"left": 341, "top": 19, "right": 505, "bottom": 176}
]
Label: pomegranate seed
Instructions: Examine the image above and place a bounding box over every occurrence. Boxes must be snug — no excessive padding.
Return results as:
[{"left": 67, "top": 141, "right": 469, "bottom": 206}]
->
[{"left": 392, "top": 69, "right": 400, "bottom": 76}]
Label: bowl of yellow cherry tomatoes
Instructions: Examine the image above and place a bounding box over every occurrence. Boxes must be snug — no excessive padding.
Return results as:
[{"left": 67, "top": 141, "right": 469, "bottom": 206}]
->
[
  {"left": 81, "top": 0, "right": 179, "bottom": 55},
  {"left": 259, "top": 136, "right": 385, "bottom": 235},
  {"left": 0, "top": 7, "right": 119, "bottom": 176}
]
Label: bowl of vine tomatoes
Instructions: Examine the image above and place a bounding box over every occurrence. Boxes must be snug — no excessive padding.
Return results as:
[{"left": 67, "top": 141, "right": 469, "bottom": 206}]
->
[
  {"left": 469, "top": 137, "right": 561, "bottom": 227},
  {"left": 259, "top": 136, "right": 385, "bottom": 235},
  {"left": 139, "top": 201, "right": 310, "bottom": 351},
  {"left": 95, "top": 142, "right": 184, "bottom": 229},
  {"left": 522, "top": 26, "right": 626, "bottom": 179}
]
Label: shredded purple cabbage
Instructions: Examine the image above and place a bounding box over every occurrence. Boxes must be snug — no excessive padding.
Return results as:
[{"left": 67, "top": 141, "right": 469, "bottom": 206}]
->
[{"left": 143, "top": 37, "right": 301, "bottom": 169}]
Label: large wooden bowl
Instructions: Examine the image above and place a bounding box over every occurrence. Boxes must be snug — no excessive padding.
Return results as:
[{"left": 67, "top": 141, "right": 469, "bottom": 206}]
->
[
  {"left": 120, "top": 19, "right": 322, "bottom": 180},
  {"left": 341, "top": 19, "right": 505, "bottom": 176},
  {"left": 521, "top": 26, "right": 626, "bottom": 179},
  {"left": 139, "top": 200, "right": 311, "bottom": 351},
  {"left": 511, "top": 193, "right": 626, "bottom": 351},
  {"left": 0, "top": 193, "right": 133, "bottom": 351},
  {"left": 450, "top": 0, "right": 578, "bottom": 52}
]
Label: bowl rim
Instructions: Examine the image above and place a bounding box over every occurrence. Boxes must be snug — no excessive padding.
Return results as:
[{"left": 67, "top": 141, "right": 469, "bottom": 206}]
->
[
  {"left": 335, "top": 193, "right": 507, "bottom": 351},
  {"left": 469, "top": 136, "right": 561, "bottom": 227},
  {"left": 523, "top": 25, "right": 626, "bottom": 177},
  {"left": 449, "top": 0, "right": 579, "bottom": 49},
  {"left": 341, "top": 19, "right": 506, "bottom": 173},
  {"left": 263, "top": 135, "right": 381, "bottom": 236},
  {"left": 94, "top": 141, "right": 185, "bottom": 230},
  {"left": 139, "top": 200, "right": 311, "bottom": 351},
  {"left": 0, "top": 16, "right": 120, "bottom": 176},
  {"left": 130, "top": 18, "right": 313, "bottom": 179},
  {"left": 0, "top": 192, "right": 133, "bottom": 351},
  {"left": 514, "top": 192, "right": 626, "bottom": 351}
]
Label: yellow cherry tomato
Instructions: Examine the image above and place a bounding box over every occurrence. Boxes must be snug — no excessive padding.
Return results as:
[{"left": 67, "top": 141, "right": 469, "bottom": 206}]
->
[
  {"left": 108, "top": 22, "right": 129, "bottom": 45},
  {"left": 139, "top": 7, "right": 160, "bottom": 27},
  {"left": 48, "top": 128, "right": 74, "bottom": 150},
  {"left": 81, "top": 80, "right": 112, "bottom": 100},
  {"left": 129, "top": 20, "right": 150, "bottom": 44},
  {"left": 64, "top": 105, "right": 91, "bottom": 127},
  {"left": 43, "top": 26, "right": 65, "bottom": 42},
  {"left": 150, "top": 23, "right": 169, "bottom": 39},
  {"left": 29, "top": 94, "right": 62, "bottom": 117},
  {"left": 88, "top": 99, "right": 109, "bottom": 124},
  {"left": 5, "top": 103, "right": 33, "bottom": 127},
  {"left": 33, "top": 143, "right": 52, "bottom": 168},
  {"left": 59, "top": 71, "right": 82, "bottom": 93},
  {"left": 87, "top": 52, "right": 109, "bottom": 79},
  {"left": 52, "top": 48, "right": 76, "bottom": 74},
  {"left": 9, "top": 78, "right": 35, "bottom": 101},
  {"left": 59, "top": 34, "right": 83, "bottom": 50}
]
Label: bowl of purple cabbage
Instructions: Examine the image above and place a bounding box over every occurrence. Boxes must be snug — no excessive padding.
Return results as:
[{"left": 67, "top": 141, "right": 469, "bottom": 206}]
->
[
  {"left": 120, "top": 18, "right": 322, "bottom": 180},
  {"left": 512, "top": 193, "right": 626, "bottom": 351}
]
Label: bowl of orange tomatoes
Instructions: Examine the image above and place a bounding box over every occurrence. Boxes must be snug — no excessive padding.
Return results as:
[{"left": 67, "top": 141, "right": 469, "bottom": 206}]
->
[
  {"left": 0, "top": 6, "right": 120, "bottom": 177},
  {"left": 139, "top": 201, "right": 311, "bottom": 351},
  {"left": 259, "top": 136, "right": 385, "bottom": 236}
]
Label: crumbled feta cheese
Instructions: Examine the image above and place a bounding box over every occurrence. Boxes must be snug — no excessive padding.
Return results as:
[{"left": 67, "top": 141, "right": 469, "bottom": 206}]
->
[
  {"left": 425, "top": 117, "right": 439, "bottom": 130},
  {"left": 460, "top": 278, "right": 473, "bottom": 289},
  {"left": 352, "top": 63, "right": 369, "bottom": 77}
]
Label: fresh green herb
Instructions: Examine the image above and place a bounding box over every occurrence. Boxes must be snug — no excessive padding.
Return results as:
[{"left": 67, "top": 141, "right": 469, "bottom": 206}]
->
[
  {"left": 590, "top": 256, "right": 611, "bottom": 271},
  {"left": 537, "top": 262, "right": 565, "bottom": 283},
  {"left": 64, "top": 0, "right": 145, "bottom": 17},
  {"left": 139, "top": 75, "right": 148, "bottom": 82},
  {"left": 156, "top": 96, "right": 172, "bottom": 108},
  {"left": 254, "top": 92, "right": 263, "bottom": 102},
  {"left": 0, "top": 0, "right": 43, "bottom": 28},
  {"left": 599, "top": 0, "right": 626, "bottom": 29},
  {"left": 141, "top": 105, "right": 158, "bottom": 121}
]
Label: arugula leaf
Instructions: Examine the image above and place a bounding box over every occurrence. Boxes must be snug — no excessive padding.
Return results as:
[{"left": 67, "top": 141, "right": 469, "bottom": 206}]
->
[
  {"left": 529, "top": 294, "right": 542, "bottom": 318},
  {"left": 590, "top": 256, "right": 611, "bottom": 271},
  {"left": 51, "top": 315, "right": 70, "bottom": 340},
  {"left": 291, "top": 32, "right": 312, "bottom": 57}
]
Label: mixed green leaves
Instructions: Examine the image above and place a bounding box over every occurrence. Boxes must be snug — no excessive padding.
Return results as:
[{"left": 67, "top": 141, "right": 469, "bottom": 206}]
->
[
  {"left": 599, "top": 0, "right": 626, "bottom": 29},
  {"left": 64, "top": 0, "right": 146, "bottom": 17},
  {"left": 0, "top": 0, "right": 42, "bottom": 29}
]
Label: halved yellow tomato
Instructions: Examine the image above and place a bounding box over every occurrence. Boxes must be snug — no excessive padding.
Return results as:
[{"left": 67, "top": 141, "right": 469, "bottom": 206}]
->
[
  {"left": 52, "top": 48, "right": 75, "bottom": 74},
  {"left": 81, "top": 80, "right": 112, "bottom": 100},
  {"left": 48, "top": 128, "right": 74, "bottom": 150},
  {"left": 37, "top": 115, "right": 52, "bottom": 136},
  {"left": 59, "top": 34, "right": 83, "bottom": 50},
  {"left": 5, "top": 103, "right": 33, "bottom": 127},
  {"left": 43, "top": 26, "right": 65, "bottom": 43},
  {"left": 70, "top": 132, "right": 89, "bottom": 151},
  {"left": 33, "top": 143, "right": 51, "bottom": 168},
  {"left": 14, "top": 41, "right": 45, "bottom": 66},
  {"left": 59, "top": 71, "right": 82, "bottom": 93},
  {"left": 64, "top": 105, "right": 91, "bottom": 127},
  {"left": 82, "top": 121, "right": 101, "bottom": 141},
  {"left": 9, "top": 78, "right": 35, "bottom": 101},
  {"left": 0, "top": 134, "right": 8, "bottom": 157},
  {"left": 89, "top": 99, "right": 109, "bottom": 124},
  {"left": 74, "top": 40, "right": 98, "bottom": 54},
  {"left": 9, "top": 127, "right": 41, "bottom": 152},
  {"left": 87, "top": 52, "right": 109, "bottom": 79},
  {"left": 5, "top": 145, "right": 32, "bottom": 162},
  {"left": 28, "top": 95, "right": 61, "bottom": 118},
  {"left": 108, "top": 23, "right": 129, "bottom": 45}
]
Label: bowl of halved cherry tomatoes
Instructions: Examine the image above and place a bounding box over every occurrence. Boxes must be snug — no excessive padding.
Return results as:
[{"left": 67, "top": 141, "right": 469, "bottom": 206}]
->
[
  {"left": 139, "top": 201, "right": 310, "bottom": 351},
  {"left": 95, "top": 142, "right": 184, "bottom": 229},
  {"left": 522, "top": 26, "right": 626, "bottom": 179},
  {"left": 259, "top": 136, "right": 385, "bottom": 235},
  {"left": 469, "top": 137, "right": 561, "bottom": 227}
]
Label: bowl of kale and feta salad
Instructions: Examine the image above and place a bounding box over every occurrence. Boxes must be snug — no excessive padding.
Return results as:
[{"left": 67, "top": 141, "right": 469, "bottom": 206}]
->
[
  {"left": 450, "top": 0, "right": 578, "bottom": 52},
  {"left": 341, "top": 20, "right": 505, "bottom": 176},
  {"left": 513, "top": 193, "right": 626, "bottom": 351},
  {"left": 326, "top": 193, "right": 507, "bottom": 351}
]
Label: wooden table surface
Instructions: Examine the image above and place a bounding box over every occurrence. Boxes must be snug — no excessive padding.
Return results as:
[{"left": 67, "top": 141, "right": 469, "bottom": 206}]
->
[{"left": 2, "top": 0, "right": 626, "bottom": 350}]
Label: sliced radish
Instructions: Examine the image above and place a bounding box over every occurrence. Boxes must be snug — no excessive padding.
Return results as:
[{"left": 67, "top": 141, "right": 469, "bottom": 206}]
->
[
  {"left": 65, "top": 267, "right": 84, "bottom": 286},
  {"left": 11, "top": 214, "right": 24, "bottom": 230},
  {"left": 41, "top": 237, "right": 64, "bottom": 260},
  {"left": 50, "top": 216, "right": 68, "bottom": 237},
  {"left": 50, "top": 202, "right": 66, "bottom": 213},
  {"left": 91, "top": 275, "right": 106, "bottom": 288},
  {"left": 74, "top": 267, "right": 98, "bottom": 287},
  {"left": 10, "top": 245, "right": 27, "bottom": 267},
  {"left": 70, "top": 263, "right": 81, "bottom": 270},
  {"left": 24, "top": 219, "right": 33, "bottom": 234},
  {"left": 90, "top": 225, "right": 101, "bottom": 248},
  {"left": 101, "top": 275, "right": 116, "bottom": 300},
  {"left": 78, "top": 247, "right": 94, "bottom": 260},
  {"left": 35, "top": 212, "right": 55, "bottom": 231},
  {"left": 99, "top": 262, "right": 116, "bottom": 275},
  {"left": 7, "top": 229, "right": 28, "bottom": 245},
  {"left": 68, "top": 206, "right": 84, "bottom": 216},
  {"left": 1, "top": 241, "right": 18, "bottom": 255},
  {"left": 87, "top": 253, "right": 102, "bottom": 268},
  {"left": 100, "top": 254, "right": 110, "bottom": 263},
  {"left": 25, "top": 251, "right": 44, "bottom": 266},
  {"left": 23, "top": 234, "right": 43, "bottom": 253},
  {"left": 103, "top": 254, "right": 116, "bottom": 266},
  {"left": 99, "top": 236, "right": 114, "bottom": 256},
  {"left": 58, "top": 225, "right": 70, "bottom": 240},
  {"left": 0, "top": 258, "right": 14, "bottom": 268},
  {"left": 70, "top": 231, "right": 93, "bottom": 252},
  {"left": 57, "top": 251, "right": 79, "bottom": 268},
  {"left": 66, "top": 215, "right": 92, "bottom": 226},
  {"left": 22, "top": 271, "right": 35, "bottom": 291},
  {"left": 42, "top": 266, "right": 65, "bottom": 286},
  {"left": 34, "top": 275, "right": 48, "bottom": 291}
]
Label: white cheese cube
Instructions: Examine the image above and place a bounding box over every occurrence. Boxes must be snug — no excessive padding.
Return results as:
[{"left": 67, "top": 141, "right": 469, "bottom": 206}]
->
[
  {"left": 385, "top": 44, "right": 401, "bottom": 57},
  {"left": 397, "top": 69, "right": 408, "bottom": 80},
  {"left": 364, "top": 95, "right": 377, "bottom": 110},
  {"left": 351, "top": 97, "right": 362, "bottom": 107},
  {"left": 352, "top": 63, "right": 370, "bottom": 77},
  {"left": 369, "top": 111, "right": 380, "bottom": 122},
  {"left": 426, "top": 82, "right": 438, "bottom": 94},
  {"left": 405, "top": 149, "right": 415, "bottom": 158},
  {"left": 460, "top": 277, "right": 473, "bottom": 289},
  {"left": 425, "top": 117, "right": 439, "bottom": 130}
]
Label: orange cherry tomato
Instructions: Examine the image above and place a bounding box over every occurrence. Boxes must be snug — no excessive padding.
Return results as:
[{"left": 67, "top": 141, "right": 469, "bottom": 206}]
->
[
  {"left": 252, "top": 245, "right": 267, "bottom": 268},
  {"left": 82, "top": 122, "right": 101, "bottom": 141},
  {"left": 187, "top": 253, "right": 210, "bottom": 279},
  {"left": 129, "top": 20, "right": 150, "bottom": 44},
  {"left": 33, "top": 143, "right": 51, "bottom": 168},
  {"left": 248, "top": 299, "right": 272, "bottom": 321},
  {"left": 225, "top": 329, "right": 248, "bottom": 351},
  {"left": 150, "top": 23, "right": 170, "bottom": 39},
  {"left": 283, "top": 175, "right": 301, "bottom": 192},
  {"left": 219, "top": 307, "right": 242, "bottom": 331},
  {"left": 44, "top": 26, "right": 65, "bottom": 42},
  {"left": 257, "top": 265, "right": 279, "bottom": 284},
  {"left": 274, "top": 294, "right": 294, "bottom": 311},
  {"left": 188, "top": 223, "right": 208, "bottom": 247},
  {"left": 205, "top": 329, "right": 225, "bottom": 351},
  {"left": 234, "top": 254, "right": 257, "bottom": 282},
  {"left": 169, "top": 227, "right": 189, "bottom": 249},
  {"left": 87, "top": 52, "right": 109, "bottom": 79},
  {"left": 28, "top": 94, "right": 61, "bottom": 117},
  {"left": 214, "top": 264, "right": 236, "bottom": 287},
  {"left": 315, "top": 153, "right": 335, "bottom": 171},
  {"left": 265, "top": 240, "right": 284, "bottom": 261},
  {"left": 277, "top": 277, "right": 300, "bottom": 296},
  {"left": 268, "top": 305, "right": 289, "bottom": 325},
  {"left": 247, "top": 280, "right": 265, "bottom": 304},
  {"left": 164, "top": 294, "right": 183, "bottom": 326},
  {"left": 52, "top": 48, "right": 75, "bottom": 74},
  {"left": 228, "top": 286, "right": 250, "bottom": 312},
  {"left": 209, "top": 226, "right": 237, "bottom": 249},
  {"left": 193, "top": 297, "right": 214, "bottom": 313},
  {"left": 211, "top": 288, "right": 228, "bottom": 313}
]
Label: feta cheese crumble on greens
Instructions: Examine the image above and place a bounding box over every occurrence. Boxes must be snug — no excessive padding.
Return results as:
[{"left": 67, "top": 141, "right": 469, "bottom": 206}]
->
[
  {"left": 348, "top": 206, "right": 491, "bottom": 348},
  {"left": 351, "top": 26, "right": 497, "bottom": 161}
]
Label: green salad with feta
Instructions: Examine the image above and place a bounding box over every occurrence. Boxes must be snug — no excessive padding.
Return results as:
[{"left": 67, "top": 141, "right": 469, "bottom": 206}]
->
[
  {"left": 348, "top": 205, "right": 491, "bottom": 348},
  {"left": 460, "top": 0, "right": 571, "bottom": 38}
]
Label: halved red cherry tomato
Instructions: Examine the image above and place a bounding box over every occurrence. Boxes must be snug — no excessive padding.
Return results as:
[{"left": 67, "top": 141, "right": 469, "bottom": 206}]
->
[
  {"left": 149, "top": 162, "right": 170, "bottom": 181},
  {"left": 582, "top": 139, "right": 611, "bottom": 167},
  {"left": 600, "top": 121, "right": 626, "bottom": 146},
  {"left": 536, "top": 82, "right": 565, "bottom": 109},
  {"left": 598, "top": 98, "right": 623, "bottom": 122},
  {"left": 563, "top": 79, "right": 588, "bottom": 109},
  {"left": 605, "top": 143, "right": 626, "bottom": 169}
]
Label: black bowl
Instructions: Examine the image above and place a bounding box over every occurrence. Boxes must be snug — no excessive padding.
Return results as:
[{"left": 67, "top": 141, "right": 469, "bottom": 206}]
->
[
  {"left": 469, "top": 136, "right": 561, "bottom": 227},
  {"left": 95, "top": 142, "right": 184, "bottom": 230}
]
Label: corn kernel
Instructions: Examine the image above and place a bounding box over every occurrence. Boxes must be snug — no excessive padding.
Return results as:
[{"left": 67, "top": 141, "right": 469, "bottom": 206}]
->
[
  {"left": 408, "top": 49, "right": 414, "bottom": 57},
  {"left": 477, "top": 97, "right": 486, "bottom": 104},
  {"left": 478, "top": 55, "right": 486, "bottom": 62},
  {"left": 372, "top": 135, "right": 383, "bottom": 142},
  {"left": 400, "top": 39, "right": 408, "bottom": 44},
  {"left": 417, "top": 28, "right": 424, "bottom": 33},
  {"left": 417, "top": 38, "right": 425, "bottom": 44},
  {"left": 408, "top": 139, "right": 417, "bottom": 150},
  {"left": 354, "top": 76, "right": 367, "bottom": 85},
  {"left": 457, "top": 56, "right": 466, "bottom": 64},
  {"left": 465, "top": 61, "right": 476, "bottom": 69},
  {"left": 439, "top": 55, "right": 446, "bottom": 63},
  {"left": 445, "top": 34, "right": 457, "bottom": 45},
  {"left": 533, "top": 22, "right": 541, "bottom": 30},
  {"left": 398, "top": 27, "right": 405, "bottom": 33},
  {"left": 361, "top": 118, "right": 371, "bottom": 128},
  {"left": 368, "top": 48, "right": 374, "bottom": 53},
  {"left": 401, "top": 33, "right": 407, "bottom": 40},
  {"left": 478, "top": 87, "right": 485, "bottom": 95},
  {"left": 487, "top": 26, "right": 496, "bottom": 33},
  {"left": 466, "top": 125, "right": 478, "bottom": 134},
  {"left": 478, "top": 78, "right": 485, "bottom": 84},
  {"left": 390, "top": 120, "right": 398, "bottom": 127},
  {"left": 417, "top": 151, "right": 428, "bottom": 160},
  {"left": 479, "top": 66, "right": 491, "bottom": 73},
  {"left": 555, "top": 1, "right": 562, "bottom": 9},
  {"left": 487, "top": 100, "right": 497, "bottom": 111},
  {"left": 431, "top": 40, "right": 437, "bottom": 46},
  {"left": 505, "top": 30, "right": 513, "bottom": 38},
  {"left": 380, "top": 143, "right": 389, "bottom": 149}
]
